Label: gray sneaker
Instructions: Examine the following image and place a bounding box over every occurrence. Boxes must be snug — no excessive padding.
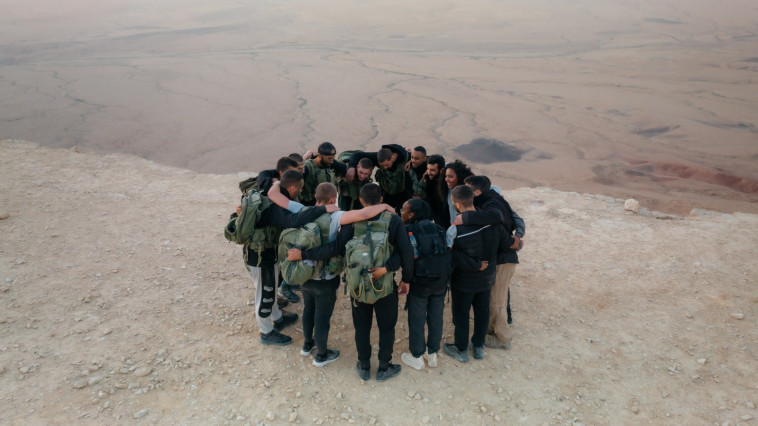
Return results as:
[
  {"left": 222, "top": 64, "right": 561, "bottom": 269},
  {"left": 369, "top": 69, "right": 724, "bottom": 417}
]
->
[
  {"left": 278, "top": 284, "right": 300, "bottom": 303},
  {"left": 472, "top": 346, "right": 485, "bottom": 359},
  {"left": 443, "top": 343, "right": 469, "bottom": 363}
]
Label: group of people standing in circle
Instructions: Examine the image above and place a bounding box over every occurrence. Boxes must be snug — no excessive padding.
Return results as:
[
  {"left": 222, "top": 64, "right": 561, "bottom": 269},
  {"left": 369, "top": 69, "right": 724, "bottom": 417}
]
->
[{"left": 231, "top": 141, "right": 525, "bottom": 381}]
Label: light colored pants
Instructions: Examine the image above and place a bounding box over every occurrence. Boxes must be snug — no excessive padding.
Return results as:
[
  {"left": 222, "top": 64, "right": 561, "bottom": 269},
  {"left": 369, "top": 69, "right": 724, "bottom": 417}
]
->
[
  {"left": 246, "top": 264, "right": 282, "bottom": 334},
  {"left": 489, "top": 263, "right": 516, "bottom": 343}
]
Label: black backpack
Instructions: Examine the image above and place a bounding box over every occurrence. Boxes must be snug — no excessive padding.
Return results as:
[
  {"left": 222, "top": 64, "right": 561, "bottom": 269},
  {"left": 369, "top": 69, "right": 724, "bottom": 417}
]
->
[{"left": 408, "top": 220, "right": 452, "bottom": 281}]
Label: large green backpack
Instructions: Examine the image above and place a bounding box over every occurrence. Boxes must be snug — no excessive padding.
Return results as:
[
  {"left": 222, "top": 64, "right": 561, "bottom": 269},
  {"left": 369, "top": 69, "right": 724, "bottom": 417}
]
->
[
  {"left": 278, "top": 213, "right": 345, "bottom": 285},
  {"left": 302, "top": 159, "right": 336, "bottom": 204},
  {"left": 344, "top": 211, "right": 395, "bottom": 304},
  {"left": 375, "top": 157, "right": 408, "bottom": 195},
  {"left": 224, "top": 188, "right": 279, "bottom": 265}
]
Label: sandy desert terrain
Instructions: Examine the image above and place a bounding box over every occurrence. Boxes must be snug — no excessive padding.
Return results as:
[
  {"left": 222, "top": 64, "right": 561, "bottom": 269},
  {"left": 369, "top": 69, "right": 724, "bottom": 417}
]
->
[{"left": 1, "top": 140, "right": 756, "bottom": 424}]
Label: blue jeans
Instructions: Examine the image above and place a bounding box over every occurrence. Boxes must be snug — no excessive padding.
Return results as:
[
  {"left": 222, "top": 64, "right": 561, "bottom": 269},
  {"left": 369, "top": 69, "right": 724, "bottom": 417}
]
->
[{"left": 407, "top": 290, "right": 445, "bottom": 357}]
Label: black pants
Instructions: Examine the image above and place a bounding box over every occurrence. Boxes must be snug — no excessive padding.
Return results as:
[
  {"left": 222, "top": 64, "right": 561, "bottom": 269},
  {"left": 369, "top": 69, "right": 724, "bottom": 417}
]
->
[
  {"left": 302, "top": 277, "right": 340, "bottom": 356},
  {"left": 407, "top": 290, "right": 445, "bottom": 357},
  {"left": 451, "top": 287, "right": 491, "bottom": 352},
  {"left": 351, "top": 291, "right": 398, "bottom": 369}
]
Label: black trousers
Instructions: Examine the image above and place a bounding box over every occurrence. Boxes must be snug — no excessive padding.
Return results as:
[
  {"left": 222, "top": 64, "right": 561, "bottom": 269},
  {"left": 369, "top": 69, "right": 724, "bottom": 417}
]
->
[
  {"left": 351, "top": 291, "right": 398, "bottom": 369},
  {"left": 407, "top": 290, "right": 445, "bottom": 357},
  {"left": 451, "top": 287, "right": 491, "bottom": 352},
  {"left": 302, "top": 277, "right": 340, "bottom": 356}
]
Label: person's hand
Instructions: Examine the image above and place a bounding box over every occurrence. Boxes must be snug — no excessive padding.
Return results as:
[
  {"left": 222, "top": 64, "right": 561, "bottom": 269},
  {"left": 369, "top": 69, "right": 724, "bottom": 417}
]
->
[
  {"left": 325, "top": 204, "right": 340, "bottom": 213},
  {"left": 479, "top": 260, "right": 489, "bottom": 271},
  {"left": 398, "top": 281, "right": 410, "bottom": 296},
  {"left": 405, "top": 146, "right": 412, "bottom": 153},
  {"left": 287, "top": 248, "right": 303, "bottom": 261},
  {"left": 369, "top": 267, "right": 387, "bottom": 281},
  {"left": 453, "top": 214, "right": 463, "bottom": 226},
  {"left": 382, "top": 203, "right": 395, "bottom": 213},
  {"left": 271, "top": 179, "right": 280, "bottom": 185},
  {"left": 236, "top": 204, "right": 242, "bottom": 215},
  {"left": 404, "top": 161, "right": 411, "bottom": 171},
  {"left": 510, "top": 235, "right": 522, "bottom": 250},
  {"left": 303, "top": 150, "right": 313, "bottom": 160},
  {"left": 346, "top": 167, "right": 356, "bottom": 182}
]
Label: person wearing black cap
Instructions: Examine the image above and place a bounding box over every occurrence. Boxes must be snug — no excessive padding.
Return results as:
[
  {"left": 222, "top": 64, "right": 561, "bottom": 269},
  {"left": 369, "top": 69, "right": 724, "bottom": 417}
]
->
[{"left": 301, "top": 142, "right": 347, "bottom": 206}]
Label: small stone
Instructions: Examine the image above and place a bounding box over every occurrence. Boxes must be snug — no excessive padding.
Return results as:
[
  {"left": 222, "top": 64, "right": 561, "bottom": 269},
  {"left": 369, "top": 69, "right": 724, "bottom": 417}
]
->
[
  {"left": 730, "top": 313, "right": 744, "bottom": 320},
  {"left": 341, "top": 413, "right": 349, "bottom": 420},
  {"left": 336, "top": 392, "right": 343, "bottom": 399},
  {"left": 19, "top": 366, "right": 30, "bottom": 374},
  {"left": 88, "top": 376, "right": 103, "bottom": 386},
  {"left": 266, "top": 411, "right": 275, "bottom": 421},
  {"left": 414, "top": 393, "right": 421, "bottom": 400},
  {"left": 369, "top": 417, "right": 377, "bottom": 425},
  {"left": 288, "top": 412, "right": 298, "bottom": 423},
  {"left": 15, "top": 259, "right": 25, "bottom": 265},
  {"left": 495, "top": 415, "right": 501, "bottom": 421},
  {"left": 102, "top": 329, "right": 112, "bottom": 336},
  {"left": 118, "top": 368, "right": 130, "bottom": 374},
  {"left": 0, "top": 213, "right": 10, "bottom": 220},
  {"left": 697, "top": 358, "right": 706, "bottom": 365},
  {"left": 422, "top": 416, "right": 430, "bottom": 423},
  {"left": 134, "top": 367, "right": 152, "bottom": 377},
  {"left": 73, "top": 379, "right": 88, "bottom": 389},
  {"left": 295, "top": 392, "right": 302, "bottom": 398},
  {"left": 742, "top": 415, "right": 753, "bottom": 421},
  {"left": 4, "top": 277, "right": 11, "bottom": 283},
  {"left": 624, "top": 199, "right": 640, "bottom": 213},
  {"left": 407, "top": 390, "right": 414, "bottom": 398},
  {"left": 746, "top": 401, "right": 755, "bottom": 409},
  {"left": 134, "top": 409, "right": 148, "bottom": 419}
]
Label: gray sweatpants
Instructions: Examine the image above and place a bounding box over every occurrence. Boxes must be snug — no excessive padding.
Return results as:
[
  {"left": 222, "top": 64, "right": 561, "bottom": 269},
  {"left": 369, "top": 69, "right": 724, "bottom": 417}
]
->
[{"left": 246, "top": 263, "right": 283, "bottom": 334}]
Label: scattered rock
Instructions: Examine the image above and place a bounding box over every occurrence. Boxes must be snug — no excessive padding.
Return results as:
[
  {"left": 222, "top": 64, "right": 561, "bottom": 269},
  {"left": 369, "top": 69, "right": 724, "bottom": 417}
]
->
[
  {"left": 697, "top": 358, "right": 707, "bottom": 365},
  {"left": 747, "top": 401, "right": 755, "bottom": 409},
  {"left": 730, "top": 313, "right": 744, "bottom": 320},
  {"left": 73, "top": 379, "right": 88, "bottom": 389},
  {"left": 134, "top": 367, "right": 153, "bottom": 377},
  {"left": 742, "top": 415, "right": 753, "bottom": 421},
  {"left": 266, "top": 411, "right": 275, "bottom": 421},
  {"left": 336, "top": 392, "right": 343, "bottom": 399},
  {"left": 0, "top": 213, "right": 10, "bottom": 220},
  {"left": 88, "top": 376, "right": 103, "bottom": 386},
  {"left": 134, "top": 409, "right": 149, "bottom": 419},
  {"left": 624, "top": 199, "right": 640, "bottom": 213},
  {"left": 19, "top": 366, "right": 30, "bottom": 374},
  {"left": 15, "top": 259, "right": 25, "bottom": 265}
]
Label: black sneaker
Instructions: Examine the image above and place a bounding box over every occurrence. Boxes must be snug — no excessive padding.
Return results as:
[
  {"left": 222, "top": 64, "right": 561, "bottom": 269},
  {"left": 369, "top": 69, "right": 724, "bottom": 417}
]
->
[
  {"left": 443, "top": 343, "right": 469, "bottom": 363},
  {"left": 300, "top": 341, "right": 316, "bottom": 356},
  {"left": 260, "top": 330, "right": 292, "bottom": 346},
  {"left": 376, "top": 363, "right": 401, "bottom": 382},
  {"left": 276, "top": 296, "right": 289, "bottom": 309},
  {"left": 278, "top": 284, "right": 300, "bottom": 303},
  {"left": 313, "top": 349, "right": 340, "bottom": 367},
  {"left": 356, "top": 362, "right": 370, "bottom": 381},
  {"left": 472, "top": 346, "right": 485, "bottom": 360},
  {"left": 274, "top": 312, "right": 298, "bottom": 332}
]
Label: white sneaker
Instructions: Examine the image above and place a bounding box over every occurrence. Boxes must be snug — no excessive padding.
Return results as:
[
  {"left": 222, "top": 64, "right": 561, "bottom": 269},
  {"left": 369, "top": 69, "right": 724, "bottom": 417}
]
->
[
  {"left": 401, "top": 352, "right": 424, "bottom": 370},
  {"left": 424, "top": 351, "right": 438, "bottom": 368}
]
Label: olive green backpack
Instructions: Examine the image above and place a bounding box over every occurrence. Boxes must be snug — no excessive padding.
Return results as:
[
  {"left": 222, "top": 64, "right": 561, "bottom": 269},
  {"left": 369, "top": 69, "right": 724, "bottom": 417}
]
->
[
  {"left": 223, "top": 186, "right": 279, "bottom": 265},
  {"left": 344, "top": 211, "right": 395, "bottom": 304},
  {"left": 278, "top": 212, "right": 345, "bottom": 284}
]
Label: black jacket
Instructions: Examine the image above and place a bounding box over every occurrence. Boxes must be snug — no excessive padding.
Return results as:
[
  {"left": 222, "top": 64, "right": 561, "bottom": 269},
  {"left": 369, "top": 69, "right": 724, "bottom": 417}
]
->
[
  {"left": 424, "top": 175, "right": 447, "bottom": 227},
  {"left": 301, "top": 213, "right": 414, "bottom": 284},
  {"left": 244, "top": 186, "right": 327, "bottom": 266},
  {"left": 450, "top": 216, "right": 501, "bottom": 293},
  {"left": 461, "top": 189, "right": 518, "bottom": 264},
  {"left": 406, "top": 220, "right": 450, "bottom": 297}
]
